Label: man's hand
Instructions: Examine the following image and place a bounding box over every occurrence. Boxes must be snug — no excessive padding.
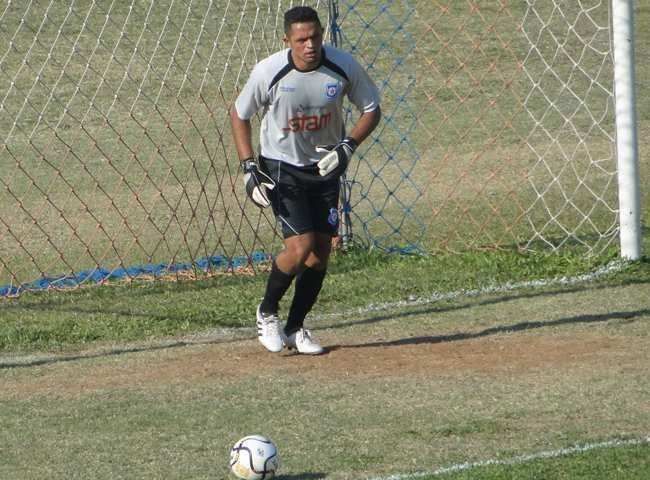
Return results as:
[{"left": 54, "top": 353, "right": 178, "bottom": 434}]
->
[
  {"left": 315, "top": 137, "right": 358, "bottom": 177},
  {"left": 242, "top": 158, "right": 275, "bottom": 208}
]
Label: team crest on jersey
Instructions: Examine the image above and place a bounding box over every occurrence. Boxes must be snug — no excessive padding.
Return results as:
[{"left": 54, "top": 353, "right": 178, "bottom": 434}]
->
[
  {"left": 327, "top": 207, "right": 339, "bottom": 227},
  {"left": 326, "top": 83, "right": 339, "bottom": 99}
]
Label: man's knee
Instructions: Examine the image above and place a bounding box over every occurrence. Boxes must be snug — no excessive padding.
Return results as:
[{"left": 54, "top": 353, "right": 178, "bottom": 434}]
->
[{"left": 283, "top": 234, "right": 316, "bottom": 265}]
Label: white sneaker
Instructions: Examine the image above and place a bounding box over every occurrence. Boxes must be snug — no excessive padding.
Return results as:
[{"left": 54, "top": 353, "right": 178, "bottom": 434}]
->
[
  {"left": 284, "top": 328, "right": 324, "bottom": 355},
  {"left": 256, "top": 305, "right": 284, "bottom": 353}
]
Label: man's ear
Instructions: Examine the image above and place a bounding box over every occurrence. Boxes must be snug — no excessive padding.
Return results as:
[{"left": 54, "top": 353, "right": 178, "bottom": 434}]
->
[{"left": 282, "top": 35, "right": 289, "bottom": 46}]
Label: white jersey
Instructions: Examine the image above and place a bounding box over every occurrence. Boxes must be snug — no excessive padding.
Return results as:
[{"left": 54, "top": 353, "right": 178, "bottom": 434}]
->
[{"left": 235, "top": 45, "right": 380, "bottom": 167}]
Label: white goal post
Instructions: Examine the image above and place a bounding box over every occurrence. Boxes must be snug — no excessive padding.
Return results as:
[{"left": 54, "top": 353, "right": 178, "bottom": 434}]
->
[{"left": 612, "top": 0, "right": 641, "bottom": 260}]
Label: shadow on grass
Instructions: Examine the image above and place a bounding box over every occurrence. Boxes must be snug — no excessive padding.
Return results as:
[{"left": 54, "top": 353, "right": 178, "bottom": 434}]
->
[
  {"left": 330, "top": 307, "right": 650, "bottom": 350},
  {"left": 276, "top": 474, "right": 327, "bottom": 480},
  {"left": 0, "top": 335, "right": 252, "bottom": 369},
  {"left": 2, "top": 278, "right": 648, "bottom": 369},
  {"left": 319, "top": 277, "right": 650, "bottom": 332}
]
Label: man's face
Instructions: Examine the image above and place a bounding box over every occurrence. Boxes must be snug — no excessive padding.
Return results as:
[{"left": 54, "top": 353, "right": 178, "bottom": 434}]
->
[{"left": 284, "top": 21, "right": 323, "bottom": 69}]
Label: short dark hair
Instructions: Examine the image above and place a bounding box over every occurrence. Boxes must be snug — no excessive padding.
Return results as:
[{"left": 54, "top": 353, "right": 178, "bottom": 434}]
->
[{"left": 284, "top": 6, "right": 322, "bottom": 34}]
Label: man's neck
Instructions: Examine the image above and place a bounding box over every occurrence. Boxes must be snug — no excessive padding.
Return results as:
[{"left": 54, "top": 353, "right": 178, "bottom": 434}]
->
[{"left": 290, "top": 50, "right": 322, "bottom": 72}]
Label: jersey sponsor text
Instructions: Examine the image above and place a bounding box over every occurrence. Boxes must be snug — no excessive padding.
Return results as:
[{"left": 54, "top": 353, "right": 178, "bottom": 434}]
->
[{"left": 283, "top": 112, "right": 331, "bottom": 132}]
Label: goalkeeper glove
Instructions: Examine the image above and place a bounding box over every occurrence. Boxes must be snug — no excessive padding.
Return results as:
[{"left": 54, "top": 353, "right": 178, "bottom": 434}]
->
[
  {"left": 315, "top": 137, "right": 358, "bottom": 177},
  {"left": 242, "top": 158, "right": 276, "bottom": 209}
]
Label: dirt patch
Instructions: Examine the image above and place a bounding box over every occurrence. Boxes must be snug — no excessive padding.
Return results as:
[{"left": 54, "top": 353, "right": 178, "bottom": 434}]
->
[{"left": 1, "top": 330, "right": 635, "bottom": 399}]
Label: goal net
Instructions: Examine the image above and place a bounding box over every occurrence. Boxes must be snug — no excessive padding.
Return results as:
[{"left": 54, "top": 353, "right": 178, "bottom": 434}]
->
[{"left": 0, "top": 1, "right": 627, "bottom": 294}]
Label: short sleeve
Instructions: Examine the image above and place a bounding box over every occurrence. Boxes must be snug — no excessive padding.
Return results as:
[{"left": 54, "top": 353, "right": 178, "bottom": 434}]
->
[
  {"left": 234, "top": 63, "right": 269, "bottom": 120},
  {"left": 346, "top": 58, "right": 381, "bottom": 113}
]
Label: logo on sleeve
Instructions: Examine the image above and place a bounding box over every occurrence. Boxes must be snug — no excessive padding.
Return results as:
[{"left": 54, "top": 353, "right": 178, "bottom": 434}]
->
[{"left": 326, "top": 83, "right": 339, "bottom": 99}]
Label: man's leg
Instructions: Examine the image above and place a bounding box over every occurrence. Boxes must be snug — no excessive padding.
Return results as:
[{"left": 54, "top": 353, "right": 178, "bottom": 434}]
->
[
  {"left": 256, "top": 232, "right": 316, "bottom": 352},
  {"left": 259, "top": 260, "right": 295, "bottom": 315},
  {"left": 259, "top": 231, "right": 315, "bottom": 316},
  {"left": 284, "top": 232, "right": 331, "bottom": 334},
  {"left": 284, "top": 266, "right": 326, "bottom": 335},
  {"left": 283, "top": 232, "right": 331, "bottom": 354}
]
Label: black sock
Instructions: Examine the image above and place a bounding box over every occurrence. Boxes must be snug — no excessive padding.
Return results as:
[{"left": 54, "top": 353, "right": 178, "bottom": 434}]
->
[
  {"left": 285, "top": 267, "right": 327, "bottom": 335},
  {"left": 259, "top": 260, "right": 295, "bottom": 314}
]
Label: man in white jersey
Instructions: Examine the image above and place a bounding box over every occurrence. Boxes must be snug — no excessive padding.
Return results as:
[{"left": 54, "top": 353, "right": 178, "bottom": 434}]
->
[{"left": 230, "top": 6, "right": 381, "bottom": 355}]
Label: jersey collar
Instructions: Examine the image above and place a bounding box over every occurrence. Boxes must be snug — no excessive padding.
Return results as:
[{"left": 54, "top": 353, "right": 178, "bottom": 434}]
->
[{"left": 287, "top": 47, "right": 326, "bottom": 73}]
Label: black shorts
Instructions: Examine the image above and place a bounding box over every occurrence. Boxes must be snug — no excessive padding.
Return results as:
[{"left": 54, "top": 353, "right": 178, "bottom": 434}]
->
[{"left": 260, "top": 156, "right": 340, "bottom": 238}]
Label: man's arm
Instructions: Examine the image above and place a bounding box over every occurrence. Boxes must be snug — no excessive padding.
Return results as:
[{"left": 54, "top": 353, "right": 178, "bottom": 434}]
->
[
  {"left": 230, "top": 106, "right": 276, "bottom": 208},
  {"left": 230, "top": 107, "right": 256, "bottom": 162},
  {"left": 347, "top": 106, "right": 381, "bottom": 145}
]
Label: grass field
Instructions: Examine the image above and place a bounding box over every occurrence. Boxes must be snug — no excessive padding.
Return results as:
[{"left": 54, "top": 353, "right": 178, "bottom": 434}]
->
[
  {"left": 1, "top": 250, "right": 649, "bottom": 479},
  {"left": 1, "top": 1, "right": 649, "bottom": 479}
]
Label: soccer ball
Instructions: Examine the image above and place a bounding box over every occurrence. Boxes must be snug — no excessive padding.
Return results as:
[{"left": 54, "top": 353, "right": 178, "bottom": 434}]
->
[{"left": 229, "top": 435, "right": 280, "bottom": 480}]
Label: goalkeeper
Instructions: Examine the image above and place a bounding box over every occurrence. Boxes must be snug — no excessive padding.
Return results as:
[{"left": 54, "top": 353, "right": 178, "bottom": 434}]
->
[{"left": 230, "top": 5, "right": 381, "bottom": 355}]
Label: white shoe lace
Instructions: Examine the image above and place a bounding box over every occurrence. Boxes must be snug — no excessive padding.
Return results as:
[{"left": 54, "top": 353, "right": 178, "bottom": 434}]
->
[
  {"left": 259, "top": 313, "right": 281, "bottom": 336},
  {"left": 267, "top": 320, "right": 281, "bottom": 337},
  {"left": 285, "top": 328, "right": 323, "bottom": 354},
  {"left": 298, "top": 329, "right": 316, "bottom": 346}
]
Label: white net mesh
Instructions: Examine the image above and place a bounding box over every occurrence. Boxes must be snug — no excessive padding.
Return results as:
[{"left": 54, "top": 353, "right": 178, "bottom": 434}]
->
[
  {"left": 521, "top": 0, "right": 617, "bottom": 251},
  {"left": 0, "top": 0, "right": 624, "bottom": 294}
]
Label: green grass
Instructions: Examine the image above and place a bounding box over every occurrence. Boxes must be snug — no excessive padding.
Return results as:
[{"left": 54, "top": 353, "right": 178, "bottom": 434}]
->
[
  {"left": 2, "top": 274, "right": 648, "bottom": 478},
  {"left": 425, "top": 442, "right": 650, "bottom": 479},
  {"left": 2, "top": 244, "right": 644, "bottom": 353}
]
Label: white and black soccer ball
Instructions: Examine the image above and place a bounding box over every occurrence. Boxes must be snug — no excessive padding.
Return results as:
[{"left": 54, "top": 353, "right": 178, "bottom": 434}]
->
[{"left": 229, "top": 435, "right": 280, "bottom": 480}]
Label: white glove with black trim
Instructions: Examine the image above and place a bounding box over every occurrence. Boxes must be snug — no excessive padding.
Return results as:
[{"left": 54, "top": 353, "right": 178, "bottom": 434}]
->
[
  {"left": 242, "top": 158, "right": 275, "bottom": 209},
  {"left": 315, "top": 137, "right": 358, "bottom": 177}
]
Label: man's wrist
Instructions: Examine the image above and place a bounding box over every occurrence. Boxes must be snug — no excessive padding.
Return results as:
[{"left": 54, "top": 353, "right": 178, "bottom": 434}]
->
[
  {"left": 241, "top": 157, "right": 257, "bottom": 173},
  {"left": 342, "top": 136, "right": 358, "bottom": 152}
]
